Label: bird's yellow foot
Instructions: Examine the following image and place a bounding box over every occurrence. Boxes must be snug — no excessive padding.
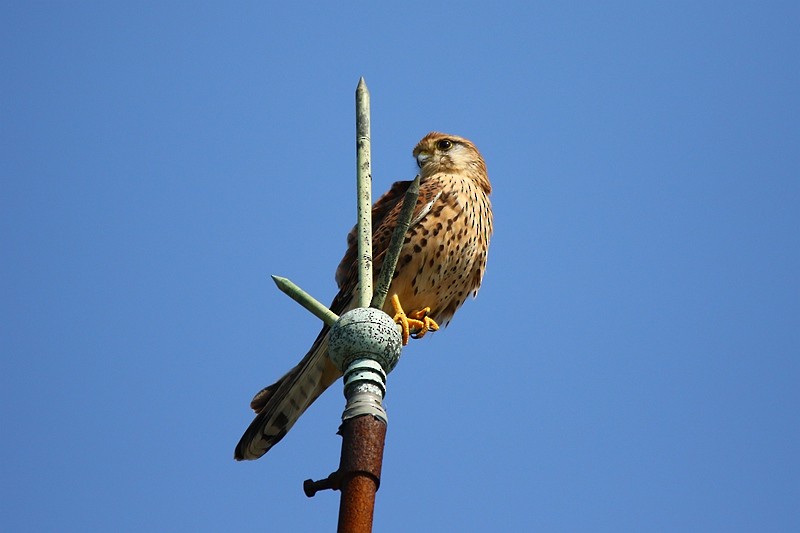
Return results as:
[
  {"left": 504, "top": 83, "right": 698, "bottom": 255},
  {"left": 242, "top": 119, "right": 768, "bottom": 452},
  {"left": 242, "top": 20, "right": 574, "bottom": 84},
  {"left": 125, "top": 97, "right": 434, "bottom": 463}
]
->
[{"left": 391, "top": 294, "right": 440, "bottom": 345}]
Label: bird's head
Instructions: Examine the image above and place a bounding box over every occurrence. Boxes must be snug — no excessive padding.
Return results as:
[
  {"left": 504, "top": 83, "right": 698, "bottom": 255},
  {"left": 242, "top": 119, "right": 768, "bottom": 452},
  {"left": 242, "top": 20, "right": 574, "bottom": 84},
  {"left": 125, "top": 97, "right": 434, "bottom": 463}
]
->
[{"left": 413, "top": 132, "right": 491, "bottom": 193}]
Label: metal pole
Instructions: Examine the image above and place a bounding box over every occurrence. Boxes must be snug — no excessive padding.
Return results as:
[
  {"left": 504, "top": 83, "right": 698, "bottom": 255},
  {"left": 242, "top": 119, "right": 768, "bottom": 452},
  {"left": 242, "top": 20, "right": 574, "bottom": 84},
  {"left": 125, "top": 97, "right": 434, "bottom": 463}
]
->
[
  {"left": 327, "top": 308, "right": 401, "bottom": 533},
  {"left": 301, "top": 78, "right": 418, "bottom": 533},
  {"left": 355, "top": 78, "right": 372, "bottom": 308},
  {"left": 271, "top": 275, "right": 339, "bottom": 326},
  {"left": 337, "top": 414, "right": 388, "bottom": 532},
  {"left": 336, "top": 77, "right": 381, "bottom": 533}
]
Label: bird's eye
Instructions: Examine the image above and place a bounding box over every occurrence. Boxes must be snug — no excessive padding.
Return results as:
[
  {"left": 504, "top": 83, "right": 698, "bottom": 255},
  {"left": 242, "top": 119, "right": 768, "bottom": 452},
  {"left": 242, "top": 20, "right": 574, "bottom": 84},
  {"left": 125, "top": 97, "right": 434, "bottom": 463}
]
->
[{"left": 436, "top": 139, "right": 453, "bottom": 151}]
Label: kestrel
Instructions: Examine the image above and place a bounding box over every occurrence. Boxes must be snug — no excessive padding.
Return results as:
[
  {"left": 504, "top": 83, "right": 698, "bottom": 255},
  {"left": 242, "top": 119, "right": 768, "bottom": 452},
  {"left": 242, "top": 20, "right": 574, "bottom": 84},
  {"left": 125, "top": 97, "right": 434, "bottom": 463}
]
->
[{"left": 235, "top": 132, "right": 493, "bottom": 460}]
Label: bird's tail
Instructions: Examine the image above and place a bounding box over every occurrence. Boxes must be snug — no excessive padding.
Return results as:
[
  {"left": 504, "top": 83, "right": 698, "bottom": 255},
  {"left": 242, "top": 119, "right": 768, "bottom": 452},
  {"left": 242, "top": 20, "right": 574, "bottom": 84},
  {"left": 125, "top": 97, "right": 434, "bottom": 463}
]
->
[{"left": 234, "top": 329, "right": 341, "bottom": 460}]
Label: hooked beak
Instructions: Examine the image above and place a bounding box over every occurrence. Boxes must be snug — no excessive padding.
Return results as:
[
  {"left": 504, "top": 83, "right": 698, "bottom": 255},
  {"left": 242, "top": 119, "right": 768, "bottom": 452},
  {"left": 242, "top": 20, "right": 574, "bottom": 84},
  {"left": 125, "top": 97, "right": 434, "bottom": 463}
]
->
[{"left": 415, "top": 152, "right": 430, "bottom": 168}]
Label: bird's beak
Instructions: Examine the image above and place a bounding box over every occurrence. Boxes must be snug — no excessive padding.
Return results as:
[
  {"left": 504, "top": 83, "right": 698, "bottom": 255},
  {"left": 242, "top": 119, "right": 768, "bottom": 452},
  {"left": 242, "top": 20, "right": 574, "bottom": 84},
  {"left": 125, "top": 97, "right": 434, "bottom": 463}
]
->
[{"left": 415, "top": 152, "right": 431, "bottom": 168}]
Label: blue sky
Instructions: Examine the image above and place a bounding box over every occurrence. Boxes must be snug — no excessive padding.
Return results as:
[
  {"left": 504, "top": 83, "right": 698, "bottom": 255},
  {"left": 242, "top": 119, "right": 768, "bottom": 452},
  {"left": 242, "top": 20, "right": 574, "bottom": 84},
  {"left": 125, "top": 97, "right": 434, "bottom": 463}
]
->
[{"left": 2, "top": 2, "right": 798, "bottom": 531}]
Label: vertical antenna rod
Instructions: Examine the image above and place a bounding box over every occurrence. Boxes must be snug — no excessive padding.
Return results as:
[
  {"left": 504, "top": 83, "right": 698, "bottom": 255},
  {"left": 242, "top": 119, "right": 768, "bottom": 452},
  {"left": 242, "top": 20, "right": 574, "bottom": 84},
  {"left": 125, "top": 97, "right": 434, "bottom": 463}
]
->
[{"left": 355, "top": 78, "right": 372, "bottom": 308}]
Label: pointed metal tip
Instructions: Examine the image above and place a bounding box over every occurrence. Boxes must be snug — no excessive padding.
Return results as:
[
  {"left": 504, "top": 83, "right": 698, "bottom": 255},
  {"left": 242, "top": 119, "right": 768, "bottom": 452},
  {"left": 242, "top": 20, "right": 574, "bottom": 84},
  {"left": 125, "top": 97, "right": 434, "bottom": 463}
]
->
[{"left": 268, "top": 275, "right": 339, "bottom": 326}]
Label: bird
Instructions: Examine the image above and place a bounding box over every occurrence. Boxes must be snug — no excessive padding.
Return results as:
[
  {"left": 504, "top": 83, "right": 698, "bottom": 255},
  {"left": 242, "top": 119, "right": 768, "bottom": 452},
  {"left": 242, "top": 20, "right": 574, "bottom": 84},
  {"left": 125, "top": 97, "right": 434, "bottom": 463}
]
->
[{"left": 234, "top": 132, "right": 493, "bottom": 460}]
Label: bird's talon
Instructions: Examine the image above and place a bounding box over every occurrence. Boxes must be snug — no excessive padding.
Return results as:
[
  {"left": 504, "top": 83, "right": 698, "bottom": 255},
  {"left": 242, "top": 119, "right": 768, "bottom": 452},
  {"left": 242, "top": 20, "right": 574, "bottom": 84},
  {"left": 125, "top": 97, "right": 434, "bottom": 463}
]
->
[
  {"left": 408, "top": 308, "right": 439, "bottom": 339},
  {"left": 391, "top": 294, "right": 439, "bottom": 345}
]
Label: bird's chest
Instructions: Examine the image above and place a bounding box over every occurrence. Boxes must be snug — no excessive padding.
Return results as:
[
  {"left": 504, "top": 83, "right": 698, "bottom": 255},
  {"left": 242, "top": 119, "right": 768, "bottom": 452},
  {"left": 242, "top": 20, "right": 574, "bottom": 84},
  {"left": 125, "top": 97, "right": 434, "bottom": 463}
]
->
[{"left": 389, "top": 182, "right": 489, "bottom": 317}]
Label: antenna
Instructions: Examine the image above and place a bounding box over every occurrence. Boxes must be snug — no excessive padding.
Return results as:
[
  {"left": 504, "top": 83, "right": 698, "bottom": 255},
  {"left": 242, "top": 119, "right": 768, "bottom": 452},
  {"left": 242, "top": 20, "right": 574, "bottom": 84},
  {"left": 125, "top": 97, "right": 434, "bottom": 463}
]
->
[{"left": 269, "top": 78, "right": 420, "bottom": 532}]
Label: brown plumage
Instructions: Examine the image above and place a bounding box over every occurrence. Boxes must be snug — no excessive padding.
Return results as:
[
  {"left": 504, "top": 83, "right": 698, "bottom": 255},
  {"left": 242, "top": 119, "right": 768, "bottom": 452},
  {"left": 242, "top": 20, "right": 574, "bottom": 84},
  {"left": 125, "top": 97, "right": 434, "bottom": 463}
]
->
[{"left": 234, "top": 132, "right": 493, "bottom": 460}]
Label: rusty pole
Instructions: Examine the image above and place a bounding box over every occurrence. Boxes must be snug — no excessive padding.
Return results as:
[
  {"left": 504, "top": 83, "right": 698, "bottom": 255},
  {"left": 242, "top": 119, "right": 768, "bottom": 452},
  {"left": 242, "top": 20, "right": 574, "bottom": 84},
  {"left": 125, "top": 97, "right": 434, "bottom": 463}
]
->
[
  {"left": 302, "top": 78, "right": 419, "bottom": 533},
  {"left": 336, "top": 398, "right": 388, "bottom": 531},
  {"left": 323, "top": 307, "right": 401, "bottom": 533}
]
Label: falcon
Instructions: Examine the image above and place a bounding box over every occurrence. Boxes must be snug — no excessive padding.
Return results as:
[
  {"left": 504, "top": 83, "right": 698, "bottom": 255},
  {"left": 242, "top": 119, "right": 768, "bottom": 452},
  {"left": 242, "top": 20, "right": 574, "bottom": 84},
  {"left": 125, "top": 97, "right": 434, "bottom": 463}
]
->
[{"left": 235, "top": 132, "right": 493, "bottom": 460}]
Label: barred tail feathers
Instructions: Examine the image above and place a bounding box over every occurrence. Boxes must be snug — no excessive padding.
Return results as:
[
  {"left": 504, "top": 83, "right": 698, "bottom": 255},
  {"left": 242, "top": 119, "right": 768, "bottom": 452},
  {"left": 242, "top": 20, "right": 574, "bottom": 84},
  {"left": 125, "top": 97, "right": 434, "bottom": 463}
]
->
[{"left": 234, "top": 332, "right": 340, "bottom": 461}]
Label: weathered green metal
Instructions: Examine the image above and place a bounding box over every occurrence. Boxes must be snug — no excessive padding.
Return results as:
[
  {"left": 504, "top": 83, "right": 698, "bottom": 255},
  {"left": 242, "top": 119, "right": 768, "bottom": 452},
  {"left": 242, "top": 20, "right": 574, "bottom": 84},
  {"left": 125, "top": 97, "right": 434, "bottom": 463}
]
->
[
  {"left": 271, "top": 275, "right": 339, "bottom": 326},
  {"left": 355, "top": 77, "right": 373, "bottom": 309}
]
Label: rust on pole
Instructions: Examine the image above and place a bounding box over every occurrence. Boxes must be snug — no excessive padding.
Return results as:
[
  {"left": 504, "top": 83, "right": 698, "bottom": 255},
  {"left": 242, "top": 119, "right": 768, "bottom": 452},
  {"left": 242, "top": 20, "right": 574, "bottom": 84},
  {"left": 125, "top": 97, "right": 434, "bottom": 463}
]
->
[
  {"left": 336, "top": 413, "right": 388, "bottom": 532},
  {"left": 324, "top": 307, "right": 400, "bottom": 532}
]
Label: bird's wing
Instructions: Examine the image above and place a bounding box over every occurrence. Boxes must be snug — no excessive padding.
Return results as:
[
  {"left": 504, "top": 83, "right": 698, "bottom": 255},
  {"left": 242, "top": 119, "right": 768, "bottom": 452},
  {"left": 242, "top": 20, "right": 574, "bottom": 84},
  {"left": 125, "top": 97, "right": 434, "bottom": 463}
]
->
[{"left": 335, "top": 177, "right": 445, "bottom": 295}]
